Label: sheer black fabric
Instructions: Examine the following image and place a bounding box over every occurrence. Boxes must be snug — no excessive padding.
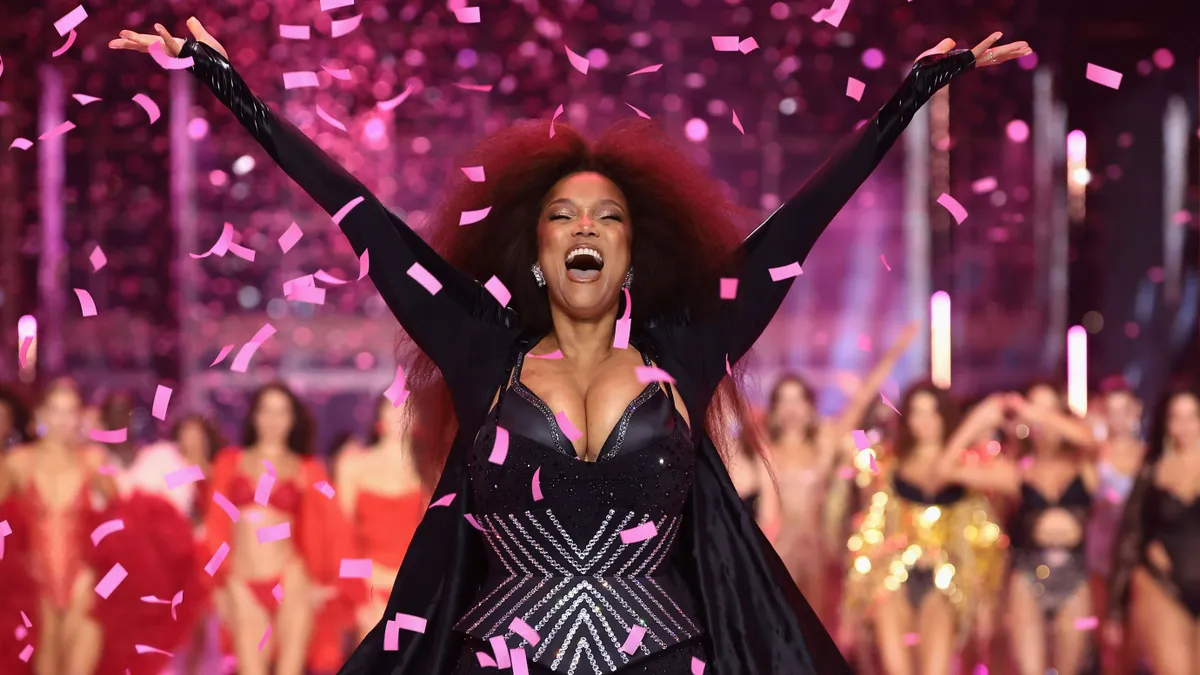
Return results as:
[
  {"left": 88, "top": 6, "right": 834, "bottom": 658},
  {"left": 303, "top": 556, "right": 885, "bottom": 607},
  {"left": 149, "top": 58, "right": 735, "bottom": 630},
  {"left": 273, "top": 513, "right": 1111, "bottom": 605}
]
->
[{"left": 182, "top": 37, "right": 975, "bottom": 674}]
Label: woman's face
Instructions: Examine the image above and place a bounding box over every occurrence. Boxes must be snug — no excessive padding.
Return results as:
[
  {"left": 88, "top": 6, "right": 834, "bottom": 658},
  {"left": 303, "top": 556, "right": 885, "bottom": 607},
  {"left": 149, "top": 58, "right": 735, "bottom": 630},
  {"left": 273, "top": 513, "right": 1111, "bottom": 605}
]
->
[
  {"left": 253, "top": 389, "right": 295, "bottom": 446},
  {"left": 376, "top": 398, "right": 407, "bottom": 441},
  {"left": 1025, "top": 384, "right": 1065, "bottom": 446},
  {"left": 772, "top": 381, "right": 814, "bottom": 432},
  {"left": 38, "top": 387, "right": 83, "bottom": 443},
  {"left": 177, "top": 419, "right": 210, "bottom": 466},
  {"left": 906, "top": 391, "right": 945, "bottom": 446},
  {"left": 537, "top": 172, "right": 632, "bottom": 321},
  {"left": 1166, "top": 393, "right": 1200, "bottom": 450},
  {"left": 1104, "top": 391, "right": 1141, "bottom": 438}
]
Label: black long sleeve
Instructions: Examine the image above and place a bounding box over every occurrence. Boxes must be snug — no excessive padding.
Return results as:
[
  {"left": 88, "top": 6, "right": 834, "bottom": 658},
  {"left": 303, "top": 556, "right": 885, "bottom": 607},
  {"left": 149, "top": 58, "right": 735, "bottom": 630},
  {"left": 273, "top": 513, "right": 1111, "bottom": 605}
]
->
[
  {"left": 716, "top": 49, "right": 975, "bottom": 367},
  {"left": 1107, "top": 463, "right": 1152, "bottom": 623},
  {"left": 182, "top": 39, "right": 513, "bottom": 387}
]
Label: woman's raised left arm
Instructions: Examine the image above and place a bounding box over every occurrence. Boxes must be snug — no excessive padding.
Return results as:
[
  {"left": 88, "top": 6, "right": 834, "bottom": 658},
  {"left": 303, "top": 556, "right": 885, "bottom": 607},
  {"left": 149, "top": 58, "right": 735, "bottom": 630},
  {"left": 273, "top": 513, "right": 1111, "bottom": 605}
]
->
[{"left": 718, "top": 35, "right": 1028, "bottom": 366}]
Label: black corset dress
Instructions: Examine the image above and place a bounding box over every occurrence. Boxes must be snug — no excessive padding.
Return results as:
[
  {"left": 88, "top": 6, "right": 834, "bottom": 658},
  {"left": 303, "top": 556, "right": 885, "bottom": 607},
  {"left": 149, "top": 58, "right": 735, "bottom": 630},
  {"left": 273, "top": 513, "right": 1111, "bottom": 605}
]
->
[{"left": 454, "top": 353, "right": 704, "bottom": 673}]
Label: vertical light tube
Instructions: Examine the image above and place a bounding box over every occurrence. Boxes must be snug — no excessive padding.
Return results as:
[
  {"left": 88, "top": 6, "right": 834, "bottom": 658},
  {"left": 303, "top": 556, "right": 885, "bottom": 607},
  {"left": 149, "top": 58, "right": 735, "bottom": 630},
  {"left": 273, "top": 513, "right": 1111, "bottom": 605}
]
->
[
  {"left": 1067, "top": 325, "right": 1088, "bottom": 416},
  {"left": 17, "top": 315, "right": 37, "bottom": 381},
  {"left": 930, "top": 291, "right": 951, "bottom": 388},
  {"left": 1066, "top": 129, "right": 1088, "bottom": 222},
  {"left": 37, "top": 65, "right": 66, "bottom": 374}
]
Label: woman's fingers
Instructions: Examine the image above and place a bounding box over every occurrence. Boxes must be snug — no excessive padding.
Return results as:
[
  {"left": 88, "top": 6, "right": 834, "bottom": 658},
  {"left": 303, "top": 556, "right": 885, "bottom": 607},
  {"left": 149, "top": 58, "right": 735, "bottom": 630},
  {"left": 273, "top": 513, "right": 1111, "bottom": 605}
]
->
[
  {"left": 152, "top": 23, "right": 182, "bottom": 57},
  {"left": 186, "top": 16, "right": 229, "bottom": 59},
  {"left": 107, "top": 30, "right": 161, "bottom": 53},
  {"left": 971, "top": 32, "right": 1004, "bottom": 60}
]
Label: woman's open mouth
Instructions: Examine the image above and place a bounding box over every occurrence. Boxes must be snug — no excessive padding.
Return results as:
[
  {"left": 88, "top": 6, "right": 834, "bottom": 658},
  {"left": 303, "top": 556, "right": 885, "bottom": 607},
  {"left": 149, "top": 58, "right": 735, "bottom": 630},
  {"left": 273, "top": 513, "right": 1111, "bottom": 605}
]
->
[{"left": 564, "top": 246, "right": 603, "bottom": 283}]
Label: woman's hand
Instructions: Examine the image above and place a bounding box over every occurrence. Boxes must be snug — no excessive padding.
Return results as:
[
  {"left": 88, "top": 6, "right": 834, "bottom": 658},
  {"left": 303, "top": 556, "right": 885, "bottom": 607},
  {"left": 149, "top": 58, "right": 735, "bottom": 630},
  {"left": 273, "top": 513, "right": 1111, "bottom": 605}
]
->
[
  {"left": 918, "top": 33, "right": 1032, "bottom": 67},
  {"left": 108, "top": 16, "right": 227, "bottom": 60}
]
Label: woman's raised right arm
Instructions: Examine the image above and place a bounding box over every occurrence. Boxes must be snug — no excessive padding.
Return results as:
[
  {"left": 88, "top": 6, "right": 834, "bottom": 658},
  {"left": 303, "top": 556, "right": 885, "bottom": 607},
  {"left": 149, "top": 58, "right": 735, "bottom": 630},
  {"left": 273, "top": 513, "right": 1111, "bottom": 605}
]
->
[{"left": 177, "top": 37, "right": 509, "bottom": 373}]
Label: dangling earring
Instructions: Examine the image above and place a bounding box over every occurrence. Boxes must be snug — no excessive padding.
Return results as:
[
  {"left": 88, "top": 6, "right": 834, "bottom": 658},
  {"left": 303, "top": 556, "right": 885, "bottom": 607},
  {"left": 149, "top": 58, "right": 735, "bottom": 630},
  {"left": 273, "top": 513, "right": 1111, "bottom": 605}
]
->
[
  {"left": 622, "top": 267, "right": 633, "bottom": 289},
  {"left": 531, "top": 263, "right": 546, "bottom": 288}
]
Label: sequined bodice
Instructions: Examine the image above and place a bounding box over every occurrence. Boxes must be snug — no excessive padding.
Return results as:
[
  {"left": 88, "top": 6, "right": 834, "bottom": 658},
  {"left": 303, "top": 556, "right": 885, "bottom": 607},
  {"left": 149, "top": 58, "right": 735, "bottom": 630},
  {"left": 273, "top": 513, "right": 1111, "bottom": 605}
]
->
[{"left": 456, "top": 352, "right": 703, "bottom": 674}]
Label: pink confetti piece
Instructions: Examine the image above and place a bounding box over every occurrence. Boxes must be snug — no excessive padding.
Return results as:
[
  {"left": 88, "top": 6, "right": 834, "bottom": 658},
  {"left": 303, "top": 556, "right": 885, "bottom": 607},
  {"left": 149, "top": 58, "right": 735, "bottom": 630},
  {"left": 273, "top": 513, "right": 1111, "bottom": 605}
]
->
[
  {"left": 634, "top": 366, "right": 676, "bottom": 384},
  {"left": 228, "top": 241, "right": 256, "bottom": 261},
  {"left": 1074, "top": 615, "right": 1099, "bottom": 631},
  {"left": 253, "top": 473, "right": 275, "bottom": 506},
  {"left": 852, "top": 430, "right": 870, "bottom": 449},
  {"left": 377, "top": 85, "right": 414, "bottom": 112},
  {"left": 51, "top": 31, "right": 77, "bottom": 58},
  {"left": 620, "top": 625, "right": 646, "bottom": 654},
  {"left": 89, "top": 245, "right": 107, "bottom": 271},
  {"left": 483, "top": 276, "right": 511, "bottom": 307},
  {"left": 936, "top": 192, "right": 968, "bottom": 225},
  {"left": 39, "top": 120, "right": 75, "bottom": 141},
  {"left": 383, "top": 364, "right": 409, "bottom": 407},
  {"left": 321, "top": 0, "right": 354, "bottom": 8},
  {"left": 284, "top": 275, "right": 315, "bottom": 296},
  {"left": 532, "top": 467, "right": 544, "bottom": 501},
  {"left": 510, "top": 617, "right": 540, "bottom": 646},
  {"left": 270, "top": 584, "right": 282, "bottom": 604},
  {"left": 459, "top": 206, "right": 491, "bottom": 226},
  {"left": 464, "top": 513, "right": 488, "bottom": 531},
  {"left": 288, "top": 286, "right": 327, "bottom": 307},
  {"left": 256, "top": 522, "right": 291, "bottom": 544},
  {"left": 768, "top": 262, "right": 802, "bottom": 281},
  {"left": 190, "top": 222, "right": 233, "bottom": 259},
  {"left": 691, "top": 657, "right": 706, "bottom": 673},
  {"left": 338, "top": 558, "right": 372, "bottom": 579},
  {"left": 461, "top": 165, "right": 486, "bottom": 182},
  {"left": 54, "top": 5, "right": 87, "bottom": 36},
  {"left": 556, "top": 411, "right": 583, "bottom": 443},
  {"left": 94, "top": 563, "right": 127, "bottom": 599},
  {"left": 628, "top": 64, "right": 662, "bottom": 76},
  {"left": 625, "top": 103, "right": 651, "bottom": 119},
  {"left": 549, "top": 104, "right": 565, "bottom": 138},
  {"left": 257, "top": 625, "right": 272, "bottom": 652},
  {"left": 529, "top": 350, "right": 563, "bottom": 359},
  {"left": 8, "top": 138, "right": 32, "bottom": 151},
  {"left": 857, "top": 333, "right": 872, "bottom": 352},
  {"left": 19, "top": 610, "right": 30, "bottom": 628},
  {"left": 148, "top": 41, "right": 194, "bottom": 70},
  {"left": 712, "top": 36, "right": 740, "bottom": 51},
  {"left": 18, "top": 337, "right": 32, "bottom": 369},
  {"left": 725, "top": 354, "right": 732, "bottom": 377},
  {"left": 204, "top": 542, "right": 230, "bottom": 576},
  {"left": 811, "top": 0, "right": 850, "bottom": 27},
  {"left": 165, "top": 464, "right": 205, "bottom": 489},
  {"left": 613, "top": 318, "right": 631, "bottom": 350},
  {"left": 490, "top": 637, "right": 511, "bottom": 668},
  {"left": 14, "top": 625, "right": 26, "bottom": 641},
  {"left": 18, "top": 645, "right": 32, "bottom": 663},
  {"left": 279, "top": 24, "right": 310, "bottom": 40},
  {"left": 1085, "top": 63, "right": 1122, "bottom": 90},
  {"left": 476, "top": 652, "right": 497, "bottom": 667},
  {"left": 151, "top": 385, "right": 172, "bottom": 421},
  {"left": 903, "top": 632, "right": 920, "bottom": 646},
  {"left": 132, "top": 93, "right": 161, "bottom": 124},
  {"left": 565, "top": 46, "right": 590, "bottom": 74},
  {"left": 732, "top": 110, "right": 745, "bottom": 135},
  {"left": 282, "top": 71, "right": 319, "bottom": 90},
  {"left": 231, "top": 323, "right": 276, "bottom": 373},
  {"left": 333, "top": 196, "right": 365, "bottom": 224},
  {"left": 90, "top": 427, "right": 127, "bottom": 444},
  {"left": 429, "top": 493, "right": 456, "bottom": 508},
  {"left": 383, "top": 618, "right": 399, "bottom": 651},
  {"left": 719, "top": 278, "right": 738, "bottom": 299},
  {"left": 738, "top": 37, "right": 759, "bottom": 54},
  {"left": 971, "top": 176, "right": 998, "bottom": 193},
  {"left": 395, "top": 612, "right": 427, "bottom": 634},
  {"left": 72, "top": 93, "right": 102, "bottom": 105},
  {"left": 135, "top": 638, "right": 172, "bottom": 653},
  {"left": 209, "top": 345, "right": 234, "bottom": 367},
  {"left": 212, "top": 491, "right": 240, "bottom": 522},
  {"left": 314, "top": 481, "right": 336, "bottom": 499},
  {"left": 511, "top": 648, "right": 529, "bottom": 675},
  {"left": 358, "top": 250, "right": 370, "bottom": 280},
  {"left": 90, "top": 519, "right": 125, "bottom": 546},
  {"left": 330, "top": 13, "right": 363, "bottom": 37},
  {"left": 489, "top": 427, "right": 509, "bottom": 465},
  {"left": 453, "top": 82, "right": 493, "bottom": 92},
  {"left": 846, "top": 77, "right": 865, "bottom": 101},
  {"left": 621, "top": 521, "right": 658, "bottom": 544},
  {"left": 322, "top": 65, "right": 352, "bottom": 80},
  {"left": 880, "top": 254, "right": 891, "bottom": 271},
  {"left": 454, "top": 6, "right": 480, "bottom": 23},
  {"left": 316, "top": 104, "right": 347, "bottom": 131},
  {"left": 407, "top": 262, "right": 442, "bottom": 295},
  {"left": 97, "top": 465, "right": 118, "bottom": 476},
  {"left": 278, "top": 223, "right": 303, "bottom": 253}
]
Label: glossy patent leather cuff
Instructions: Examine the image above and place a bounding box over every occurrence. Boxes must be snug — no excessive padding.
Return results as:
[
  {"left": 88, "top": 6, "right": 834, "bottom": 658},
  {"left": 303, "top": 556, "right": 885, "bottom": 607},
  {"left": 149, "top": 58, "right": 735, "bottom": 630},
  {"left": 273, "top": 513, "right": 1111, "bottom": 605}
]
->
[
  {"left": 873, "top": 48, "right": 975, "bottom": 154},
  {"left": 181, "top": 38, "right": 275, "bottom": 152}
]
